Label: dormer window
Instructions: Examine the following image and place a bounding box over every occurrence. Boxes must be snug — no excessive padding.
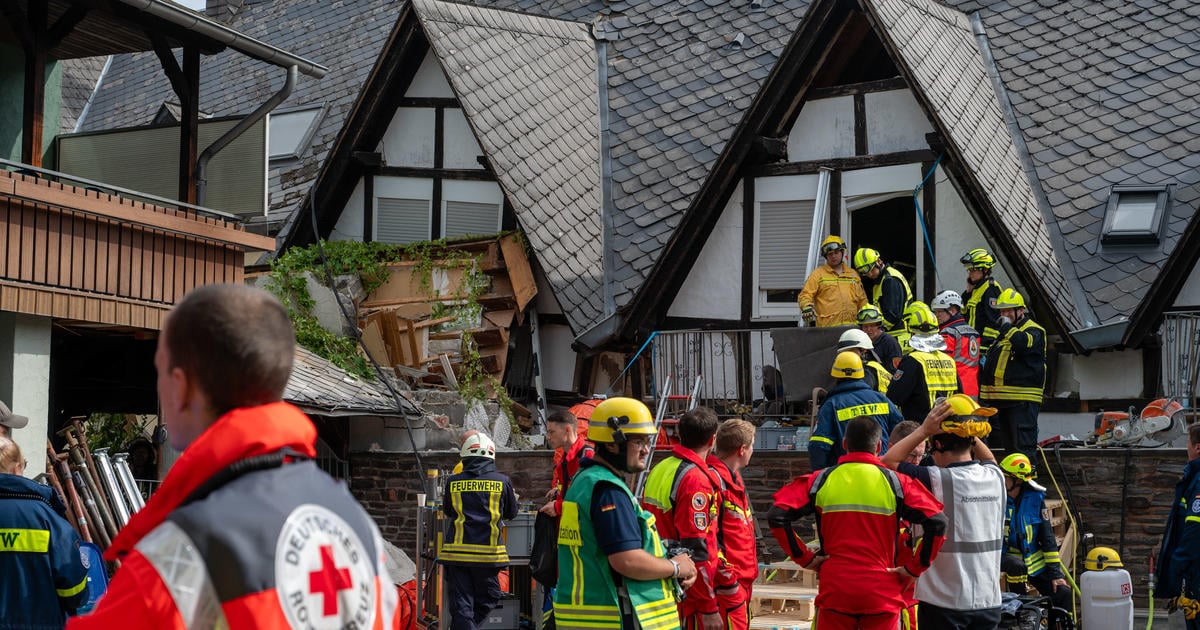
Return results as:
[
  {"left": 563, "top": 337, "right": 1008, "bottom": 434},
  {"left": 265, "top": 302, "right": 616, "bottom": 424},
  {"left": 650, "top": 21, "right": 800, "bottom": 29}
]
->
[{"left": 1101, "top": 185, "right": 1169, "bottom": 245}]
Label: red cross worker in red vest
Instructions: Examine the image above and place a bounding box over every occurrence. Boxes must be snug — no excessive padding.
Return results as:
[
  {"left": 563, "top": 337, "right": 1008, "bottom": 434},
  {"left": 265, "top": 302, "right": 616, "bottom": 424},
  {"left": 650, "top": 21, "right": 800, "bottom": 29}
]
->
[
  {"left": 70, "top": 285, "right": 401, "bottom": 630},
  {"left": 768, "top": 417, "right": 948, "bottom": 630},
  {"left": 706, "top": 420, "right": 759, "bottom": 630}
]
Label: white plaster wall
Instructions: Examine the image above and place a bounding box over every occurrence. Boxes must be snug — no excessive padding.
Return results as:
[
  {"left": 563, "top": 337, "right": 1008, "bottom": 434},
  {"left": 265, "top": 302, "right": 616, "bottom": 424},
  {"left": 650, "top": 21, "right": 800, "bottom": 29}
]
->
[
  {"left": 932, "top": 167, "right": 1014, "bottom": 293},
  {"left": 0, "top": 314, "right": 51, "bottom": 477},
  {"left": 865, "top": 90, "right": 933, "bottom": 154},
  {"left": 787, "top": 96, "right": 855, "bottom": 161},
  {"left": 1171, "top": 257, "right": 1200, "bottom": 307},
  {"left": 1057, "top": 349, "right": 1143, "bottom": 399},
  {"left": 379, "top": 108, "right": 435, "bottom": 167},
  {"left": 406, "top": 51, "right": 455, "bottom": 98},
  {"left": 330, "top": 177, "right": 366, "bottom": 241},
  {"left": 443, "top": 109, "right": 485, "bottom": 170},
  {"left": 668, "top": 182, "right": 742, "bottom": 319},
  {"left": 539, "top": 324, "right": 578, "bottom": 392}
]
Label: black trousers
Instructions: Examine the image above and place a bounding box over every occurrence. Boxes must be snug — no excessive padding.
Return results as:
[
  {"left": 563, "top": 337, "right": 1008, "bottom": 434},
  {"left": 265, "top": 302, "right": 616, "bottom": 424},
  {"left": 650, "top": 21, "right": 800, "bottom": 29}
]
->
[
  {"left": 989, "top": 401, "right": 1040, "bottom": 458},
  {"left": 918, "top": 601, "right": 1001, "bottom": 630},
  {"left": 445, "top": 564, "right": 503, "bottom": 630}
]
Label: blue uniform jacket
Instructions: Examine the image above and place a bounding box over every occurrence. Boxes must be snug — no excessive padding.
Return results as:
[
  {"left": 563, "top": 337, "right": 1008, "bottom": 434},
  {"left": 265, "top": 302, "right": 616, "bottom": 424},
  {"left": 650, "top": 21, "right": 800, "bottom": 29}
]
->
[
  {"left": 1004, "top": 486, "right": 1062, "bottom": 579},
  {"left": 1156, "top": 458, "right": 1200, "bottom": 599},
  {"left": 808, "top": 380, "right": 904, "bottom": 470},
  {"left": 0, "top": 472, "right": 87, "bottom": 629},
  {"left": 441, "top": 456, "right": 518, "bottom": 567}
]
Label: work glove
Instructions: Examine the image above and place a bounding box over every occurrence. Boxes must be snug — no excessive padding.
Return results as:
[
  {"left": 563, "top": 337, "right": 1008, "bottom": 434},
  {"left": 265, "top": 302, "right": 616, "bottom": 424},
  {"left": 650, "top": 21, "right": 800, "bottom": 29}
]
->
[
  {"left": 1175, "top": 595, "right": 1200, "bottom": 620},
  {"left": 801, "top": 306, "right": 817, "bottom": 326}
]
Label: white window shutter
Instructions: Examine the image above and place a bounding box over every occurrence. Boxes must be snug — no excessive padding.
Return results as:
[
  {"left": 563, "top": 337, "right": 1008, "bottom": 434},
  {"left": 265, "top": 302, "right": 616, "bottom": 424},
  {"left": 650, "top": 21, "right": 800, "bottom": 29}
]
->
[
  {"left": 759, "top": 200, "right": 815, "bottom": 290},
  {"left": 443, "top": 200, "right": 500, "bottom": 238},
  {"left": 376, "top": 198, "right": 430, "bottom": 244}
]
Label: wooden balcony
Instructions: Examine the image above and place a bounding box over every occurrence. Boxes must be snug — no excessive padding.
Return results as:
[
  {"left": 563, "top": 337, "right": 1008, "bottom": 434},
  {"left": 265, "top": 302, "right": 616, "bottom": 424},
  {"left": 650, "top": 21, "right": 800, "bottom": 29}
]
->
[{"left": 0, "top": 166, "right": 275, "bottom": 330}]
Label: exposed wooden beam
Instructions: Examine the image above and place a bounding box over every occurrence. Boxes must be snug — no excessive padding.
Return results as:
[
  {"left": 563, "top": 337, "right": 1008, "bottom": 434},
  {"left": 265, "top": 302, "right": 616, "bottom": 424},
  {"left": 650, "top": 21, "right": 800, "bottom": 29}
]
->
[
  {"left": 177, "top": 46, "right": 200, "bottom": 205},
  {"left": 748, "top": 149, "right": 935, "bottom": 177},
  {"left": 46, "top": 5, "right": 89, "bottom": 49},
  {"left": 377, "top": 166, "right": 496, "bottom": 181},
  {"left": 150, "top": 34, "right": 189, "bottom": 103},
  {"left": 809, "top": 76, "right": 906, "bottom": 100},
  {"left": 21, "top": 0, "right": 47, "bottom": 167},
  {"left": 397, "top": 97, "right": 460, "bottom": 108}
]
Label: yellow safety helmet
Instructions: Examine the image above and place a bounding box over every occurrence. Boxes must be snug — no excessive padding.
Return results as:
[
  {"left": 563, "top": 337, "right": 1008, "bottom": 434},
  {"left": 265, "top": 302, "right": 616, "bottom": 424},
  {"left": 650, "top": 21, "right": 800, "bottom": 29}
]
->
[
  {"left": 820, "top": 235, "right": 847, "bottom": 255},
  {"left": 995, "top": 288, "right": 1026, "bottom": 310},
  {"left": 853, "top": 248, "right": 881, "bottom": 274},
  {"left": 937, "top": 394, "right": 996, "bottom": 438},
  {"left": 1000, "top": 453, "right": 1036, "bottom": 482},
  {"left": 1085, "top": 546, "right": 1124, "bottom": 571},
  {"left": 960, "top": 248, "right": 996, "bottom": 270},
  {"left": 945, "top": 393, "right": 997, "bottom": 419},
  {"left": 587, "top": 397, "right": 656, "bottom": 444},
  {"left": 831, "top": 351, "right": 865, "bottom": 380},
  {"left": 857, "top": 305, "right": 884, "bottom": 325},
  {"left": 903, "top": 302, "right": 939, "bottom": 333}
]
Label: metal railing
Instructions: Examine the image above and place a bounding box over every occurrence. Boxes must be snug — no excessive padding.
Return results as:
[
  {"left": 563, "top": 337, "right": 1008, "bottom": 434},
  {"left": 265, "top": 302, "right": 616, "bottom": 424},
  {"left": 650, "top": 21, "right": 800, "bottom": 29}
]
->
[
  {"left": 1161, "top": 311, "right": 1200, "bottom": 406},
  {"left": 316, "top": 438, "right": 351, "bottom": 486},
  {"left": 650, "top": 329, "right": 790, "bottom": 419}
]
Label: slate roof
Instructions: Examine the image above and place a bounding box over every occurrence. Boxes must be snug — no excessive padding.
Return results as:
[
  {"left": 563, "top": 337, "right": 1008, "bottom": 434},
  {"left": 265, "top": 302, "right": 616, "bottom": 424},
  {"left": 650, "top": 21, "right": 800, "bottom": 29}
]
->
[
  {"left": 286, "top": 346, "right": 422, "bottom": 417},
  {"left": 865, "top": 0, "right": 1084, "bottom": 331},
  {"left": 77, "top": 0, "right": 402, "bottom": 228},
  {"left": 58, "top": 56, "right": 109, "bottom": 135},
  {"left": 412, "top": 0, "right": 606, "bottom": 333},
  {"left": 963, "top": 0, "right": 1200, "bottom": 328}
]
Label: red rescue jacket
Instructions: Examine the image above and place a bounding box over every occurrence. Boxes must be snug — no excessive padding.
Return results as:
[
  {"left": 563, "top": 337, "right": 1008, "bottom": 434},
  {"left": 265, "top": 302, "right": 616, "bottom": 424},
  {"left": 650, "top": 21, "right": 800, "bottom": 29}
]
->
[
  {"left": 551, "top": 437, "right": 594, "bottom": 516},
  {"left": 68, "top": 402, "right": 400, "bottom": 630},
  {"left": 707, "top": 455, "right": 758, "bottom": 600}
]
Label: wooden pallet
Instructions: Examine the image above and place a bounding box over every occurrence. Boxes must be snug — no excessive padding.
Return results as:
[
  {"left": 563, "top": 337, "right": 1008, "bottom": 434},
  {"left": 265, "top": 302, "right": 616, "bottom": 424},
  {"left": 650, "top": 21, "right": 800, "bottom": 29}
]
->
[
  {"left": 749, "top": 583, "right": 817, "bottom": 619},
  {"left": 749, "top": 613, "right": 813, "bottom": 630},
  {"left": 758, "top": 560, "right": 819, "bottom": 589}
]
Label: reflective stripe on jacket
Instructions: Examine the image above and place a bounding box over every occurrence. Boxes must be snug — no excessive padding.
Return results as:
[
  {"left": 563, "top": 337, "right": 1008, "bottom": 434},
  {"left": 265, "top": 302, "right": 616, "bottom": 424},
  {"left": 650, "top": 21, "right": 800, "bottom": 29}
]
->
[
  {"left": 963, "top": 279, "right": 1002, "bottom": 351},
  {"left": 870, "top": 266, "right": 913, "bottom": 332},
  {"left": 442, "top": 458, "right": 519, "bottom": 566},
  {"left": 1004, "top": 486, "right": 1062, "bottom": 579},
  {"left": 865, "top": 360, "right": 891, "bottom": 394},
  {"left": 707, "top": 456, "right": 758, "bottom": 590},
  {"left": 809, "top": 380, "right": 904, "bottom": 470},
  {"left": 798, "top": 264, "right": 868, "bottom": 327},
  {"left": 911, "top": 351, "right": 959, "bottom": 407},
  {"left": 939, "top": 316, "right": 981, "bottom": 397},
  {"left": 980, "top": 317, "right": 1046, "bottom": 403},
  {"left": 0, "top": 473, "right": 88, "bottom": 628},
  {"left": 555, "top": 464, "right": 679, "bottom": 630},
  {"left": 1155, "top": 458, "right": 1200, "bottom": 599}
]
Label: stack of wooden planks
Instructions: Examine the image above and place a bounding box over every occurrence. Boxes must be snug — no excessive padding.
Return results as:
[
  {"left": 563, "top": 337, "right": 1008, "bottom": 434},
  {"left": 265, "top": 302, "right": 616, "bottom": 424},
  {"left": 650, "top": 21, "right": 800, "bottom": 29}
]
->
[{"left": 750, "top": 561, "right": 818, "bottom": 630}]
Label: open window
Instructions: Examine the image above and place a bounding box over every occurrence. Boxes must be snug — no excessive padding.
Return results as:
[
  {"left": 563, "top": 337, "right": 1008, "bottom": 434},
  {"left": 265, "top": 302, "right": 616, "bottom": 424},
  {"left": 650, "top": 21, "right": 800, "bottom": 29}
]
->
[{"left": 1101, "top": 185, "right": 1169, "bottom": 245}]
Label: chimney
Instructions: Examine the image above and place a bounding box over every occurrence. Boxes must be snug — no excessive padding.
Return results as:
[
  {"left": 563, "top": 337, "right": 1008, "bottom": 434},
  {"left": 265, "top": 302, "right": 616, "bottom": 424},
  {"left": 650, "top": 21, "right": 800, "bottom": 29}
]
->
[{"left": 204, "top": 0, "right": 245, "bottom": 23}]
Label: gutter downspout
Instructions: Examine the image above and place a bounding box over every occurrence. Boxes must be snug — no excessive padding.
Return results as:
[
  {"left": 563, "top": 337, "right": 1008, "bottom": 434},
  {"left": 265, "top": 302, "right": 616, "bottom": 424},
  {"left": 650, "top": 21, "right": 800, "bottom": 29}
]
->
[
  {"left": 196, "top": 64, "right": 296, "bottom": 205},
  {"left": 593, "top": 17, "right": 616, "bottom": 316}
]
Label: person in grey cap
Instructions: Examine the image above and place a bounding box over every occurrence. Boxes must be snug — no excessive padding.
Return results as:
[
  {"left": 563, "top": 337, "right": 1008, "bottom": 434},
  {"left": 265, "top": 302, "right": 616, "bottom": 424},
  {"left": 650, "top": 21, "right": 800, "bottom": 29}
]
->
[{"left": 0, "top": 400, "right": 28, "bottom": 438}]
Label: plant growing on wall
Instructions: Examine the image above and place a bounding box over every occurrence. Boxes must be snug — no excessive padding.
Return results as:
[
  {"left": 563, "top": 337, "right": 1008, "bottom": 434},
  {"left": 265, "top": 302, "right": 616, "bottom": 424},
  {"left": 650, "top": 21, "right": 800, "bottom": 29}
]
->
[{"left": 84, "top": 413, "right": 155, "bottom": 453}]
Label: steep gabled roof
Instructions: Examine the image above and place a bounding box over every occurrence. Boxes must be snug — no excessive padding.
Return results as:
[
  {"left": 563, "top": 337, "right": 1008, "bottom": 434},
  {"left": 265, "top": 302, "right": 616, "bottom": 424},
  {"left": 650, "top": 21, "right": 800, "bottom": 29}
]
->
[
  {"left": 78, "top": 0, "right": 400, "bottom": 228},
  {"left": 412, "top": 0, "right": 606, "bottom": 333}
]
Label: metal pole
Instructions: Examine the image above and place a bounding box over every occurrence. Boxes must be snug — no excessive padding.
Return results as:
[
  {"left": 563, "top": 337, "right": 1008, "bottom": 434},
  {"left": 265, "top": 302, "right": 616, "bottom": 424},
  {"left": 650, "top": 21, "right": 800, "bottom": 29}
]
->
[
  {"left": 634, "top": 374, "right": 673, "bottom": 498},
  {"left": 93, "top": 448, "right": 131, "bottom": 528},
  {"left": 113, "top": 453, "right": 145, "bottom": 512}
]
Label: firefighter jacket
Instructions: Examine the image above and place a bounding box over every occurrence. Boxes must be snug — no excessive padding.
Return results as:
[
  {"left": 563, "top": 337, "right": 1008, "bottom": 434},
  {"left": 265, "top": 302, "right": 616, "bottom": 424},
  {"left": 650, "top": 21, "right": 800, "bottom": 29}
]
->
[
  {"left": 1003, "top": 485, "right": 1062, "bottom": 580},
  {"left": 907, "top": 461, "right": 1006, "bottom": 611},
  {"left": 809, "top": 380, "right": 904, "bottom": 470},
  {"left": 798, "top": 264, "right": 868, "bottom": 328},
  {"left": 963, "top": 278, "right": 1003, "bottom": 351},
  {"left": 863, "top": 358, "right": 891, "bottom": 394},
  {"left": 939, "top": 315, "right": 982, "bottom": 397},
  {"left": 888, "top": 350, "right": 959, "bottom": 421},
  {"left": 551, "top": 438, "right": 594, "bottom": 516},
  {"left": 643, "top": 446, "right": 722, "bottom": 616},
  {"left": 767, "top": 452, "right": 947, "bottom": 615},
  {"left": 979, "top": 315, "right": 1046, "bottom": 404},
  {"left": 0, "top": 472, "right": 87, "bottom": 629},
  {"left": 706, "top": 456, "right": 757, "bottom": 600},
  {"left": 442, "top": 456, "right": 519, "bottom": 566},
  {"left": 69, "top": 402, "right": 400, "bottom": 630},
  {"left": 1156, "top": 458, "right": 1200, "bottom": 600},
  {"left": 555, "top": 463, "right": 679, "bottom": 630},
  {"left": 867, "top": 266, "right": 913, "bottom": 332}
]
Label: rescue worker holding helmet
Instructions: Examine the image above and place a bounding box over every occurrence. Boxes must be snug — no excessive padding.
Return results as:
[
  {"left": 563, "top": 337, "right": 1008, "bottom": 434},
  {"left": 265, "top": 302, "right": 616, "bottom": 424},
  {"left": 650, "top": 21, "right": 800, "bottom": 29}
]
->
[
  {"left": 979, "top": 289, "right": 1046, "bottom": 458},
  {"left": 837, "top": 328, "right": 891, "bottom": 393},
  {"left": 999, "top": 453, "right": 1071, "bottom": 612},
  {"left": 853, "top": 247, "right": 913, "bottom": 336},
  {"left": 888, "top": 303, "right": 960, "bottom": 422},
  {"left": 858, "top": 305, "right": 902, "bottom": 370},
  {"left": 809, "top": 351, "right": 905, "bottom": 469},
  {"left": 798, "top": 236, "right": 867, "bottom": 327},
  {"left": 554, "top": 397, "right": 697, "bottom": 630},
  {"left": 961, "top": 248, "right": 1005, "bottom": 353},
  {"left": 931, "top": 290, "right": 982, "bottom": 397}
]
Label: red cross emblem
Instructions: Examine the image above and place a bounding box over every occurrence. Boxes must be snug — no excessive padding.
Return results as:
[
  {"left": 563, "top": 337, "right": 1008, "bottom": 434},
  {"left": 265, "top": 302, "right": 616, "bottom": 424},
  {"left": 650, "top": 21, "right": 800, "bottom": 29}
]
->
[{"left": 308, "top": 545, "right": 353, "bottom": 616}]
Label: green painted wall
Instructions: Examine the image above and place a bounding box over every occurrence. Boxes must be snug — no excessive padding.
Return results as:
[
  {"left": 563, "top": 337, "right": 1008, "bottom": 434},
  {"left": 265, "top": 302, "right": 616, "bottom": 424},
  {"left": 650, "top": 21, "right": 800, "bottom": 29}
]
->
[{"left": 0, "top": 43, "right": 63, "bottom": 164}]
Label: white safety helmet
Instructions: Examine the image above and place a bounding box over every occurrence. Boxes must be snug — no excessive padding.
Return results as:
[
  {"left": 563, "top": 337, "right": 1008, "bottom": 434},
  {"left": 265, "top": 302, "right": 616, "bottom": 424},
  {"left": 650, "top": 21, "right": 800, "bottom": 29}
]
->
[
  {"left": 461, "top": 433, "right": 496, "bottom": 460},
  {"left": 931, "top": 290, "right": 964, "bottom": 312},
  {"left": 837, "top": 328, "right": 874, "bottom": 351}
]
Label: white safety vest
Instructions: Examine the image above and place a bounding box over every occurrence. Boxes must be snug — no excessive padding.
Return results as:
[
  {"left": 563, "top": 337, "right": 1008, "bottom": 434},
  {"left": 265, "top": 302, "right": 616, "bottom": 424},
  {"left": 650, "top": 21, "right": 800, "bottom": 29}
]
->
[{"left": 915, "top": 462, "right": 1006, "bottom": 611}]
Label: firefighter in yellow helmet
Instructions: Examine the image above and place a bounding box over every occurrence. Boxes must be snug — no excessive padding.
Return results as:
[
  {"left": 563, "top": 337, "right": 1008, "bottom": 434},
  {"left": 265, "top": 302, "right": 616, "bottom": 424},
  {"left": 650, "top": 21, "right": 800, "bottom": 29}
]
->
[
  {"left": 554, "top": 398, "right": 696, "bottom": 630},
  {"left": 999, "top": 453, "right": 1070, "bottom": 612},
  {"left": 837, "top": 328, "right": 890, "bottom": 393},
  {"left": 979, "top": 289, "right": 1046, "bottom": 458},
  {"left": 798, "top": 236, "right": 868, "bottom": 327},
  {"left": 809, "top": 351, "right": 904, "bottom": 469},
  {"left": 888, "top": 303, "right": 960, "bottom": 422},
  {"left": 853, "top": 247, "right": 913, "bottom": 335},
  {"left": 961, "top": 248, "right": 1005, "bottom": 353}
]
